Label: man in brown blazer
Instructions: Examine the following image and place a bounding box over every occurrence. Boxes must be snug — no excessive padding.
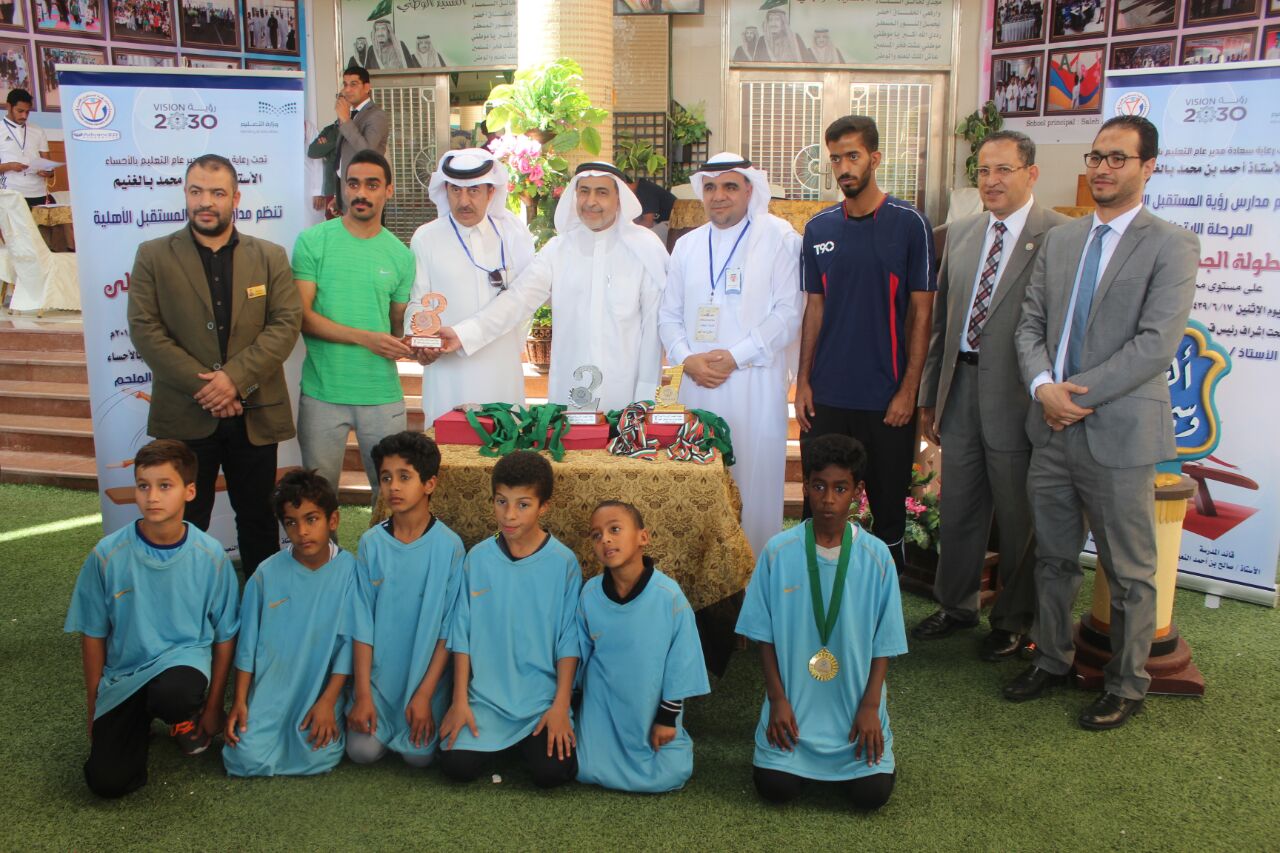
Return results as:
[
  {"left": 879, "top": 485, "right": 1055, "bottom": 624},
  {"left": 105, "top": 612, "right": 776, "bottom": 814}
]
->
[
  {"left": 915, "top": 131, "right": 1070, "bottom": 659},
  {"left": 128, "top": 154, "right": 301, "bottom": 575}
]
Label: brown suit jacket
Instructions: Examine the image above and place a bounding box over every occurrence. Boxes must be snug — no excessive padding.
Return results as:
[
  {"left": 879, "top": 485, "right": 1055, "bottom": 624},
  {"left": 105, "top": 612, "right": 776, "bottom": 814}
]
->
[{"left": 127, "top": 227, "right": 301, "bottom": 445}]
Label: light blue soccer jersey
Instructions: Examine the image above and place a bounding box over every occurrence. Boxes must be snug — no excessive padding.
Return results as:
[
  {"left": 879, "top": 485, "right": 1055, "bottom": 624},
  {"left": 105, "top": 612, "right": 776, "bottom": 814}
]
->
[
  {"left": 735, "top": 523, "right": 908, "bottom": 782},
  {"left": 64, "top": 522, "right": 240, "bottom": 718},
  {"left": 222, "top": 547, "right": 358, "bottom": 777},
  {"left": 446, "top": 534, "right": 582, "bottom": 752},
  {"left": 576, "top": 566, "right": 710, "bottom": 793},
  {"left": 350, "top": 519, "right": 464, "bottom": 758}
]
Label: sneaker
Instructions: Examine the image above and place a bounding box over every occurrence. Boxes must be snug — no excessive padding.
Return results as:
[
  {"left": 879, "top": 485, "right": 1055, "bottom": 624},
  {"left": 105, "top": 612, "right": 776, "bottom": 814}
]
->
[{"left": 170, "top": 718, "right": 211, "bottom": 755}]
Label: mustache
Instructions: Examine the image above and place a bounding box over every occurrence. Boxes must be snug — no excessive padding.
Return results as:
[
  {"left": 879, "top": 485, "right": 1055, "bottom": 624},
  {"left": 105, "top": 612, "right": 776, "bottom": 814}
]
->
[{"left": 350, "top": 197, "right": 372, "bottom": 206}]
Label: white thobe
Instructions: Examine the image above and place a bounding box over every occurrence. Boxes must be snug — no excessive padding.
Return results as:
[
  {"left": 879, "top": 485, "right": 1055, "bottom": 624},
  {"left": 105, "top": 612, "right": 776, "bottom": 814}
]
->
[
  {"left": 406, "top": 214, "right": 535, "bottom": 422},
  {"left": 453, "top": 225, "right": 667, "bottom": 413},
  {"left": 658, "top": 216, "right": 802, "bottom": 557}
]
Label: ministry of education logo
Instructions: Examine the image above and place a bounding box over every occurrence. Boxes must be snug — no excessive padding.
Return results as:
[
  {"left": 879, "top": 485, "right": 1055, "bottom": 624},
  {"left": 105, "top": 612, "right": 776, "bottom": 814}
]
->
[{"left": 1114, "top": 92, "right": 1150, "bottom": 117}]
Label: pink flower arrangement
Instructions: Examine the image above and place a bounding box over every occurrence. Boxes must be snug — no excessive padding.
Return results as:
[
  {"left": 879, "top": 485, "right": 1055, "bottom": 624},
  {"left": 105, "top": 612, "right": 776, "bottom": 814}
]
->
[
  {"left": 488, "top": 133, "right": 548, "bottom": 188},
  {"left": 905, "top": 497, "right": 928, "bottom": 516}
]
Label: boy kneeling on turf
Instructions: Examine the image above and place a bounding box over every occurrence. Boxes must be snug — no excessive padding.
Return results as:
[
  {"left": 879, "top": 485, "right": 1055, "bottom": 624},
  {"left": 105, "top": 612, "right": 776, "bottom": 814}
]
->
[
  {"left": 736, "top": 434, "right": 908, "bottom": 810},
  {"left": 439, "top": 451, "right": 582, "bottom": 788},
  {"left": 576, "top": 501, "right": 710, "bottom": 793},
  {"left": 223, "top": 469, "right": 357, "bottom": 777},
  {"left": 65, "top": 439, "right": 239, "bottom": 798}
]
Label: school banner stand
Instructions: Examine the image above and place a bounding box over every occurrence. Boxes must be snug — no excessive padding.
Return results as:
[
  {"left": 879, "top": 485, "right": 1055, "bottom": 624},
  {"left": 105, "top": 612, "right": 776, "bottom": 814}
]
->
[{"left": 58, "top": 67, "right": 307, "bottom": 552}]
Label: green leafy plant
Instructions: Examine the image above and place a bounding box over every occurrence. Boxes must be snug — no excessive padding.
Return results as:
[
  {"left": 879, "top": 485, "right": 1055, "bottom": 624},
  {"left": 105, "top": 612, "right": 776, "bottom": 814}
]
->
[
  {"left": 852, "top": 463, "right": 940, "bottom": 553},
  {"left": 614, "top": 132, "right": 667, "bottom": 179},
  {"left": 668, "top": 101, "right": 709, "bottom": 146},
  {"left": 955, "top": 101, "right": 1004, "bottom": 187},
  {"left": 484, "top": 58, "right": 608, "bottom": 156},
  {"left": 531, "top": 305, "right": 553, "bottom": 328}
]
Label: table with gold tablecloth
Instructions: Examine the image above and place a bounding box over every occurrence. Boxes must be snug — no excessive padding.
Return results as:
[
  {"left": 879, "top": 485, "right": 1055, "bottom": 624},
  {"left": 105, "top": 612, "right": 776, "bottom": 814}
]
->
[
  {"left": 669, "top": 198, "right": 830, "bottom": 238},
  {"left": 31, "top": 204, "right": 75, "bottom": 252},
  {"left": 372, "top": 441, "right": 757, "bottom": 612}
]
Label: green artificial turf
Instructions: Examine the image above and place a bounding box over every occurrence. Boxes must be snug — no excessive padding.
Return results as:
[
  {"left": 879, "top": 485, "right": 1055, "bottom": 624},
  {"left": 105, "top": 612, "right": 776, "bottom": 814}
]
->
[{"left": 1, "top": 483, "right": 1277, "bottom": 851}]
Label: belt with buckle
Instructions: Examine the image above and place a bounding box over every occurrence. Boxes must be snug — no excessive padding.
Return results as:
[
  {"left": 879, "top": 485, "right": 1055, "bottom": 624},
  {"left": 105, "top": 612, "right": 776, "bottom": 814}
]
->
[{"left": 957, "top": 351, "right": 979, "bottom": 365}]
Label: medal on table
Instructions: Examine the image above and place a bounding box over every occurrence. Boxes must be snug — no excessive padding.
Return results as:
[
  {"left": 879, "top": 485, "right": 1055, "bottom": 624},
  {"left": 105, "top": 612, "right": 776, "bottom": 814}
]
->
[
  {"left": 566, "top": 364, "right": 605, "bottom": 425},
  {"left": 409, "top": 292, "right": 448, "bottom": 349},
  {"left": 804, "top": 520, "right": 852, "bottom": 682}
]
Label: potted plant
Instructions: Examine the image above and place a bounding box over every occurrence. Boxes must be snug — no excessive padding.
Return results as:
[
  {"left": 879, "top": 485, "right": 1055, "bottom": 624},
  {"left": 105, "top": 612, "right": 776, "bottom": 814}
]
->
[
  {"left": 525, "top": 304, "right": 553, "bottom": 375},
  {"left": 614, "top": 132, "right": 667, "bottom": 182},
  {"left": 484, "top": 58, "right": 608, "bottom": 157},
  {"left": 668, "top": 101, "right": 709, "bottom": 165},
  {"left": 955, "top": 100, "right": 1003, "bottom": 187}
]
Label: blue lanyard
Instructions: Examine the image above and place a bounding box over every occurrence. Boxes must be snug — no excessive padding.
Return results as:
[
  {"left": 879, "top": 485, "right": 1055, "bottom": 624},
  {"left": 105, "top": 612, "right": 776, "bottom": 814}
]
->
[
  {"left": 449, "top": 214, "right": 505, "bottom": 276},
  {"left": 708, "top": 219, "right": 750, "bottom": 297},
  {"left": 3, "top": 119, "right": 26, "bottom": 151}
]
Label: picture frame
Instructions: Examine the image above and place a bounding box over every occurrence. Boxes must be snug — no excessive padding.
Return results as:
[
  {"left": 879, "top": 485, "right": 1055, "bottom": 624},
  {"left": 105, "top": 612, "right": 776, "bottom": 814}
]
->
[
  {"left": 32, "top": 0, "right": 106, "bottom": 38},
  {"left": 1049, "top": 0, "right": 1109, "bottom": 41},
  {"left": 1183, "top": 0, "right": 1260, "bottom": 27},
  {"left": 111, "top": 46, "right": 175, "bottom": 66},
  {"left": 0, "top": 0, "right": 28, "bottom": 33},
  {"left": 0, "top": 39, "right": 34, "bottom": 105},
  {"left": 993, "top": 0, "right": 1048, "bottom": 48},
  {"left": 108, "top": 0, "right": 176, "bottom": 45},
  {"left": 1180, "top": 27, "right": 1257, "bottom": 62},
  {"left": 244, "top": 0, "right": 298, "bottom": 56},
  {"left": 36, "top": 40, "right": 106, "bottom": 111},
  {"left": 1269, "top": 0, "right": 1279, "bottom": 18},
  {"left": 180, "top": 51, "right": 238, "bottom": 68},
  {"left": 1112, "top": 0, "right": 1180, "bottom": 33},
  {"left": 613, "top": 0, "right": 704, "bottom": 13},
  {"left": 245, "top": 57, "right": 297, "bottom": 70},
  {"left": 1262, "top": 24, "right": 1280, "bottom": 57},
  {"left": 176, "top": 0, "right": 237, "bottom": 50},
  {"left": 1045, "top": 45, "right": 1105, "bottom": 113},
  {"left": 1109, "top": 35, "right": 1176, "bottom": 67},
  {"left": 991, "top": 50, "right": 1045, "bottom": 117}
]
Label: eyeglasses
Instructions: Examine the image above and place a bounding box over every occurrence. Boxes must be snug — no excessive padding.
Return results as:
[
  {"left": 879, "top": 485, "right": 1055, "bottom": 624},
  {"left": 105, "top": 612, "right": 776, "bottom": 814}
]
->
[
  {"left": 975, "top": 165, "right": 1028, "bottom": 179},
  {"left": 1084, "top": 152, "right": 1138, "bottom": 169},
  {"left": 488, "top": 269, "right": 506, "bottom": 290}
]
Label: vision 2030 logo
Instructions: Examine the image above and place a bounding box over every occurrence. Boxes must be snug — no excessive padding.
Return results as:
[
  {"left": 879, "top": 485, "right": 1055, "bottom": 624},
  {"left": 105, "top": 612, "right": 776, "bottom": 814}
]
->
[
  {"left": 1114, "top": 92, "right": 1151, "bottom": 118},
  {"left": 70, "top": 91, "right": 121, "bottom": 141}
]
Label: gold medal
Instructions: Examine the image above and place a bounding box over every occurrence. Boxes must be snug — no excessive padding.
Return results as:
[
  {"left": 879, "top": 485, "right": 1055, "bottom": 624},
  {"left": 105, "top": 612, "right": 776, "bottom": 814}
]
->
[{"left": 808, "top": 647, "right": 839, "bottom": 681}]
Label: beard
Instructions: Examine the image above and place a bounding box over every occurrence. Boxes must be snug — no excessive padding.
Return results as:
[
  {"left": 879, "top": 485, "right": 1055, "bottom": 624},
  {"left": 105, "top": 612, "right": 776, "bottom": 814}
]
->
[
  {"left": 189, "top": 208, "right": 232, "bottom": 237},
  {"left": 838, "top": 172, "right": 869, "bottom": 199}
]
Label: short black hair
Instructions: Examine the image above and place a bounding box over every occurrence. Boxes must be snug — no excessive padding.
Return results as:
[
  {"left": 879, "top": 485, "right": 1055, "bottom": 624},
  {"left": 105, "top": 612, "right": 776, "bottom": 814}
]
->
[
  {"left": 372, "top": 431, "right": 441, "bottom": 482},
  {"left": 492, "top": 450, "right": 554, "bottom": 502},
  {"left": 978, "top": 130, "right": 1036, "bottom": 166},
  {"left": 6, "top": 88, "right": 32, "bottom": 108},
  {"left": 346, "top": 148, "right": 392, "bottom": 184},
  {"left": 134, "top": 438, "right": 197, "bottom": 484},
  {"left": 343, "top": 62, "right": 371, "bottom": 84},
  {"left": 272, "top": 469, "right": 339, "bottom": 522},
  {"left": 593, "top": 499, "right": 645, "bottom": 529},
  {"left": 802, "top": 433, "right": 868, "bottom": 482},
  {"left": 185, "top": 154, "right": 238, "bottom": 188},
  {"left": 1099, "top": 115, "right": 1158, "bottom": 162},
  {"left": 824, "top": 115, "right": 879, "bottom": 152}
]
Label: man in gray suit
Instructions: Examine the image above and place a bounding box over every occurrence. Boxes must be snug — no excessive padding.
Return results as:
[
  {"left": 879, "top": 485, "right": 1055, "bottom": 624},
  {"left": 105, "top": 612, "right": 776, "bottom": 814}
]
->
[
  {"left": 914, "top": 131, "right": 1070, "bottom": 659},
  {"left": 1006, "top": 115, "right": 1198, "bottom": 730},
  {"left": 331, "top": 63, "right": 390, "bottom": 215}
]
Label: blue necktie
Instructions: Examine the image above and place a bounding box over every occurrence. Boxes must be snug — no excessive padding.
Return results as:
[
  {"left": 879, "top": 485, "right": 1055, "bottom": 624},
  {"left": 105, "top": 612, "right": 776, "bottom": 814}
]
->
[{"left": 1066, "top": 223, "right": 1110, "bottom": 377}]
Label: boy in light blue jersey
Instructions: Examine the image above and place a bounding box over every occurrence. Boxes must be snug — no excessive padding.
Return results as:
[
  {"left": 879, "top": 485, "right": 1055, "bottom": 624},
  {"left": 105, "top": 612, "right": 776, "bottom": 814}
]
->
[
  {"left": 65, "top": 440, "right": 239, "bottom": 799},
  {"left": 576, "top": 501, "right": 710, "bottom": 793},
  {"left": 223, "top": 470, "right": 357, "bottom": 777},
  {"left": 439, "top": 451, "right": 582, "bottom": 788},
  {"left": 346, "top": 431, "right": 464, "bottom": 768},
  {"left": 736, "top": 433, "right": 908, "bottom": 810}
]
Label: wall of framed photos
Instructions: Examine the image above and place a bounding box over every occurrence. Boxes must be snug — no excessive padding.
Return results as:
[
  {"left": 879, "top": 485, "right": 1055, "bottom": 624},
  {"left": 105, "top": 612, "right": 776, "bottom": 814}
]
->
[
  {"left": 0, "top": 0, "right": 307, "bottom": 128},
  {"left": 984, "top": 0, "right": 1280, "bottom": 144}
]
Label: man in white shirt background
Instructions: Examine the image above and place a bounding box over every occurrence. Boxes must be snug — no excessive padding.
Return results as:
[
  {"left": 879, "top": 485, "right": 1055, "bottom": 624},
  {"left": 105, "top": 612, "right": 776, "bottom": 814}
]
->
[{"left": 0, "top": 89, "right": 53, "bottom": 207}]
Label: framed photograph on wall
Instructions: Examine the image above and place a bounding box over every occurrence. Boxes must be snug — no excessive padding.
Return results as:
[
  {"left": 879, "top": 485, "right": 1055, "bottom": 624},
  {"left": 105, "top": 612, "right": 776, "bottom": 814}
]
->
[
  {"left": 0, "top": 39, "right": 34, "bottom": 104},
  {"left": 1050, "top": 0, "right": 1109, "bottom": 40},
  {"left": 1045, "top": 45, "right": 1104, "bottom": 113},
  {"left": 1269, "top": 0, "right": 1280, "bottom": 18},
  {"left": 991, "top": 51, "right": 1045, "bottom": 117},
  {"left": 1263, "top": 24, "right": 1280, "bottom": 57},
  {"left": 245, "top": 57, "right": 296, "bottom": 69},
  {"left": 109, "top": 0, "right": 175, "bottom": 45},
  {"left": 180, "top": 51, "right": 237, "bottom": 68},
  {"left": 1110, "top": 36, "right": 1176, "bottom": 67},
  {"left": 1113, "top": 0, "right": 1179, "bottom": 33},
  {"left": 33, "top": 0, "right": 105, "bottom": 38},
  {"left": 36, "top": 41, "right": 106, "bottom": 111},
  {"left": 994, "top": 0, "right": 1048, "bottom": 47},
  {"left": 1184, "top": 0, "right": 1259, "bottom": 26},
  {"left": 0, "top": 0, "right": 28, "bottom": 33},
  {"left": 111, "top": 46, "right": 175, "bottom": 66},
  {"left": 614, "top": 0, "right": 703, "bottom": 13},
  {"left": 244, "top": 0, "right": 298, "bottom": 55},
  {"left": 176, "top": 0, "right": 237, "bottom": 50},
  {"left": 1180, "top": 27, "right": 1257, "bottom": 62}
]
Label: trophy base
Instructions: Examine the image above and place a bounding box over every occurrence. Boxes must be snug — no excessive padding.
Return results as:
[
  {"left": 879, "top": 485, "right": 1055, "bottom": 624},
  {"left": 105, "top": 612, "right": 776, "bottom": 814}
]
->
[
  {"left": 411, "top": 336, "right": 442, "bottom": 349},
  {"left": 647, "top": 411, "right": 691, "bottom": 426},
  {"left": 566, "top": 411, "right": 605, "bottom": 425}
]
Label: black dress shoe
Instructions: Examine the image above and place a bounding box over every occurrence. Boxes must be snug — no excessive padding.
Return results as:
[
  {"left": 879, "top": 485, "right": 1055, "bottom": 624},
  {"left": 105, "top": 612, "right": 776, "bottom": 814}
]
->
[
  {"left": 1078, "top": 693, "right": 1144, "bottom": 730},
  {"left": 1003, "top": 665, "right": 1068, "bottom": 702},
  {"left": 912, "top": 609, "right": 980, "bottom": 640},
  {"left": 979, "top": 629, "right": 1026, "bottom": 661}
]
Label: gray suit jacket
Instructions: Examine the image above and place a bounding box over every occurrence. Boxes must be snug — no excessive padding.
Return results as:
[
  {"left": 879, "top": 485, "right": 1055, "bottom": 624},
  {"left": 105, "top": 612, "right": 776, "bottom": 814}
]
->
[
  {"left": 336, "top": 99, "right": 390, "bottom": 180},
  {"left": 919, "top": 203, "right": 1070, "bottom": 451},
  {"left": 1015, "top": 207, "right": 1199, "bottom": 467}
]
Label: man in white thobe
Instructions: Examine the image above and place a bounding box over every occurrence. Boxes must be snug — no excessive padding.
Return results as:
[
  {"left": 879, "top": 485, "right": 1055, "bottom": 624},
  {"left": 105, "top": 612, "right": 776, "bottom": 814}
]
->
[
  {"left": 658, "top": 153, "right": 802, "bottom": 556},
  {"left": 406, "top": 149, "right": 535, "bottom": 422},
  {"left": 439, "top": 161, "right": 668, "bottom": 412}
]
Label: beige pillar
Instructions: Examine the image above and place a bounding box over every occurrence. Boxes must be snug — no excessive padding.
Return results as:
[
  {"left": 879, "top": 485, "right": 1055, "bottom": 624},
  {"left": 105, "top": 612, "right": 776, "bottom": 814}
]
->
[{"left": 518, "top": 0, "right": 615, "bottom": 166}]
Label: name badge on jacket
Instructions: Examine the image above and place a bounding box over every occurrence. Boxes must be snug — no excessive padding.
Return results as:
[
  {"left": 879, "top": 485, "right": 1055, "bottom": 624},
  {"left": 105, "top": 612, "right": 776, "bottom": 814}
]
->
[{"left": 247, "top": 284, "right": 266, "bottom": 299}]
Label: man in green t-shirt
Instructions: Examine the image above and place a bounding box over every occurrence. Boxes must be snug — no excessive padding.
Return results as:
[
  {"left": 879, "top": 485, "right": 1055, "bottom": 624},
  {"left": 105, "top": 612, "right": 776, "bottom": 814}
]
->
[{"left": 293, "top": 149, "right": 414, "bottom": 499}]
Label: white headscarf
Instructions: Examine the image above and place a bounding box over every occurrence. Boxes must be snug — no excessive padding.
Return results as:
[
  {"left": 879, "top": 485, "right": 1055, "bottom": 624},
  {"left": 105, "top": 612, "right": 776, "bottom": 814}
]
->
[
  {"left": 428, "top": 148, "right": 512, "bottom": 214},
  {"left": 553, "top": 161, "right": 667, "bottom": 283},
  {"left": 692, "top": 152, "right": 772, "bottom": 219}
]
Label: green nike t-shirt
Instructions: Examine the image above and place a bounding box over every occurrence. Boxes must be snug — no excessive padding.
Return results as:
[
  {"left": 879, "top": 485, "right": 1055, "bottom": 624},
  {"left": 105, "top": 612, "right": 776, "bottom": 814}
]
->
[{"left": 292, "top": 218, "right": 414, "bottom": 405}]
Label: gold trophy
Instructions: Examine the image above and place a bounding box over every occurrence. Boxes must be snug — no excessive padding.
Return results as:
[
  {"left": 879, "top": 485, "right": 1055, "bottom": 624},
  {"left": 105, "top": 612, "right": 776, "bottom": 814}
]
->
[
  {"left": 409, "top": 292, "right": 448, "bottom": 349},
  {"left": 648, "top": 365, "right": 692, "bottom": 426}
]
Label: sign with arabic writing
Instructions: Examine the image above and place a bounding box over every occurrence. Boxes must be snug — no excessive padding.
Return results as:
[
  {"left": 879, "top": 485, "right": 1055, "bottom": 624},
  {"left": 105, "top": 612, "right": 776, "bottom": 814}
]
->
[
  {"left": 1168, "top": 320, "right": 1231, "bottom": 459},
  {"left": 728, "top": 0, "right": 952, "bottom": 67},
  {"left": 339, "top": 0, "right": 515, "bottom": 72}
]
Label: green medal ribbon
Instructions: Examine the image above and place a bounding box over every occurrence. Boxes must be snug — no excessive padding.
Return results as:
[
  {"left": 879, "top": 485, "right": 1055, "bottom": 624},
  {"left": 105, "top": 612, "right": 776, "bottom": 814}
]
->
[{"left": 803, "top": 520, "right": 851, "bottom": 647}]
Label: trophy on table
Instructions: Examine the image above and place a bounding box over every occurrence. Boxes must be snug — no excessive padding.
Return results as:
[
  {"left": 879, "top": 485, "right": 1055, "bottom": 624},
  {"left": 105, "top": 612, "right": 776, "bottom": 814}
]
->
[
  {"left": 409, "top": 292, "right": 448, "bottom": 350},
  {"left": 566, "top": 364, "right": 605, "bottom": 425},
  {"left": 647, "top": 365, "right": 691, "bottom": 425}
]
